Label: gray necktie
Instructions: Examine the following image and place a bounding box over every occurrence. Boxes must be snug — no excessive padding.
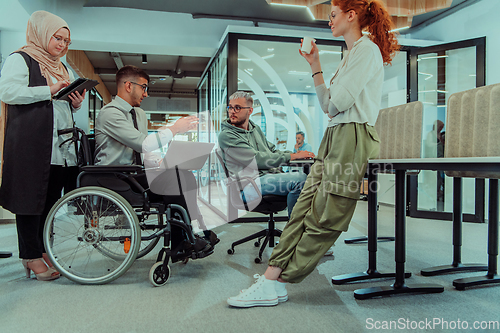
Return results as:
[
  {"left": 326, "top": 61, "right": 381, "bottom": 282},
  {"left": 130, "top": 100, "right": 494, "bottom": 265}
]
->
[{"left": 130, "top": 108, "right": 142, "bottom": 165}]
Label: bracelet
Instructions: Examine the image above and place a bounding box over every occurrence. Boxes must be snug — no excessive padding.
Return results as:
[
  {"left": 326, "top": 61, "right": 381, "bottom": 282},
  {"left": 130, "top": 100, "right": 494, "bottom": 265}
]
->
[{"left": 312, "top": 71, "right": 323, "bottom": 78}]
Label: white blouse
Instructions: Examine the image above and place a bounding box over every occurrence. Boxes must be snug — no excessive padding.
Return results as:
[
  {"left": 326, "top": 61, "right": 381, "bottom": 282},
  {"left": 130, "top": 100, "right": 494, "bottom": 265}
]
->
[
  {"left": 315, "top": 35, "right": 384, "bottom": 127},
  {"left": 0, "top": 53, "right": 80, "bottom": 166}
]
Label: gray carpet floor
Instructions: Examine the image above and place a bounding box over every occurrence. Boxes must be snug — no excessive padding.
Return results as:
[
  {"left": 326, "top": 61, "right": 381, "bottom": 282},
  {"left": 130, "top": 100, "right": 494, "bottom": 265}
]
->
[{"left": 1, "top": 201, "right": 499, "bottom": 333}]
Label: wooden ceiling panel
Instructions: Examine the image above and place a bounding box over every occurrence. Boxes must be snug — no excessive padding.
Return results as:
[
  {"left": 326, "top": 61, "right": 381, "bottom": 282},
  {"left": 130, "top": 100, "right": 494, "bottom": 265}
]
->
[{"left": 268, "top": 0, "right": 453, "bottom": 29}]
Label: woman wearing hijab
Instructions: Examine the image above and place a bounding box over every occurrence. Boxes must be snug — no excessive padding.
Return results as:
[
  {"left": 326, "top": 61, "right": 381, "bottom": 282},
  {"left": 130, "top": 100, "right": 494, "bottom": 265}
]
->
[{"left": 0, "top": 10, "right": 86, "bottom": 281}]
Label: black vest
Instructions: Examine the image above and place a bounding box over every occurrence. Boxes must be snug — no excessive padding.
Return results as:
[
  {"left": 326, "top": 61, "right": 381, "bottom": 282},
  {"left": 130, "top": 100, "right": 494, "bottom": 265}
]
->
[{"left": 0, "top": 52, "right": 54, "bottom": 215}]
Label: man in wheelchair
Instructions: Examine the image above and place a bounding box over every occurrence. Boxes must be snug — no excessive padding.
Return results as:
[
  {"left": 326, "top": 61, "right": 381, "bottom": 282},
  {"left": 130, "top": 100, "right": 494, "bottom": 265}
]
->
[{"left": 93, "top": 65, "right": 218, "bottom": 261}]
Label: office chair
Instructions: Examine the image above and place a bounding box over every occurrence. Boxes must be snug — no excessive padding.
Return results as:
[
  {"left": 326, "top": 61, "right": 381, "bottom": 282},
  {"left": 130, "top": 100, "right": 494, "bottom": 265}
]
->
[{"left": 216, "top": 149, "right": 288, "bottom": 263}]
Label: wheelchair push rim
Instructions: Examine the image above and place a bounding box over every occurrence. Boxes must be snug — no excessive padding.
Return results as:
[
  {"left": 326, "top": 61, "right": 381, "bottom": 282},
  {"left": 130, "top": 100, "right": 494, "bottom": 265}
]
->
[{"left": 43, "top": 187, "right": 141, "bottom": 285}]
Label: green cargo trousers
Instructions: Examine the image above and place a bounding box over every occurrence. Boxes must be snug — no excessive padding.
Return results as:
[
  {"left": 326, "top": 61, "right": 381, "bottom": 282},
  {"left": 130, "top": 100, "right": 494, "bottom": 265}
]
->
[{"left": 268, "top": 123, "right": 380, "bottom": 283}]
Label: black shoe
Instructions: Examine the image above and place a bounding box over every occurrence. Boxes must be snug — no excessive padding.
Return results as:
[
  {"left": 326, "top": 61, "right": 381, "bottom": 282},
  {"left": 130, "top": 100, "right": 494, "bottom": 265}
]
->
[
  {"left": 202, "top": 230, "right": 220, "bottom": 247},
  {"left": 193, "top": 236, "right": 213, "bottom": 253}
]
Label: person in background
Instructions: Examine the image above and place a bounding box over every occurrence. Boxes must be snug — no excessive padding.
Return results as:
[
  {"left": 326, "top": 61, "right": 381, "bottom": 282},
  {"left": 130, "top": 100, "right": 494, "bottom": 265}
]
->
[
  {"left": 293, "top": 131, "right": 313, "bottom": 154},
  {"left": 227, "top": 0, "right": 399, "bottom": 307},
  {"left": 0, "top": 10, "right": 86, "bottom": 281}
]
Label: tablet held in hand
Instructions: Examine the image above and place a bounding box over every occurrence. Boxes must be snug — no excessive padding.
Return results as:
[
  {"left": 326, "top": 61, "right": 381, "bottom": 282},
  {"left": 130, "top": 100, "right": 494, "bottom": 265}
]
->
[{"left": 53, "top": 78, "right": 99, "bottom": 102}]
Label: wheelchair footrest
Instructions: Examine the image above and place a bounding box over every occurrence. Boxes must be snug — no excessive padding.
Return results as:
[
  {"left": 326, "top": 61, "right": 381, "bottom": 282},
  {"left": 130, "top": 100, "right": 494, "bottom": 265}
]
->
[{"left": 192, "top": 248, "right": 214, "bottom": 259}]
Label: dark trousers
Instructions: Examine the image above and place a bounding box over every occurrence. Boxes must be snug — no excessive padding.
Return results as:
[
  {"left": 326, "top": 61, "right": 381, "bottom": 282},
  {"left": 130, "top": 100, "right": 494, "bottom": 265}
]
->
[
  {"left": 135, "top": 170, "right": 205, "bottom": 249},
  {"left": 136, "top": 170, "right": 204, "bottom": 223},
  {"left": 16, "top": 165, "right": 79, "bottom": 259}
]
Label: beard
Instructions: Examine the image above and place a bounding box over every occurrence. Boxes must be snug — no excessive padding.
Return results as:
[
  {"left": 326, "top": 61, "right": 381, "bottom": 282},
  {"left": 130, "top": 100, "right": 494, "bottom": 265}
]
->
[{"left": 228, "top": 117, "right": 245, "bottom": 128}]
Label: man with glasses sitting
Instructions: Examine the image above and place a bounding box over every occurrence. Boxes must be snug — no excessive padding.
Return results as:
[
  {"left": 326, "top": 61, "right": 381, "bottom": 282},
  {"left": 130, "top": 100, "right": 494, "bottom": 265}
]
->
[
  {"left": 218, "top": 91, "right": 314, "bottom": 218},
  {"left": 94, "top": 65, "right": 218, "bottom": 257}
]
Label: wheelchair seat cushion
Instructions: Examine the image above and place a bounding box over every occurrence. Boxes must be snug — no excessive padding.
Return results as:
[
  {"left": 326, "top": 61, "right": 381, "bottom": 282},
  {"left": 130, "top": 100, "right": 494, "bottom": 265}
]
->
[{"left": 97, "top": 177, "right": 131, "bottom": 192}]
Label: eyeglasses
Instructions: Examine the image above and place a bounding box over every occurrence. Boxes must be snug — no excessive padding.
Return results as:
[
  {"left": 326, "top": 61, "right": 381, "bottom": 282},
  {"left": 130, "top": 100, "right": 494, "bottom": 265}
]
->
[
  {"left": 127, "top": 81, "right": 149, "bottom": 93},
  {"left": 328, "top": 12, "right": 335, "bottom": 22},
  {"left": 227, "top": 105, "right": 251, "bottom": 113},
  {"left": 51, "top": 35, "right": 71, "bottom": 46}
]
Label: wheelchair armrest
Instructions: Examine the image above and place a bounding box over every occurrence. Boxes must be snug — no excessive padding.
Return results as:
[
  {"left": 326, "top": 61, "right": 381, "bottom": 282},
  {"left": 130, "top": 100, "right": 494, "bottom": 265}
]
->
[
  {"left": 117, "top": 173, "right": 148, "bottom": 194},
  {"left": 80, "top": 165, "right": 143, "bottom": 173}
]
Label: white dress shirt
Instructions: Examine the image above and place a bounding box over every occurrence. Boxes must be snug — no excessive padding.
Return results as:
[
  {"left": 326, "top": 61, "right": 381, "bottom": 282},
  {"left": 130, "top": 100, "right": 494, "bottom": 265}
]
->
[{"left": 94, "top": 95, "right": 175, "bottom": 165}]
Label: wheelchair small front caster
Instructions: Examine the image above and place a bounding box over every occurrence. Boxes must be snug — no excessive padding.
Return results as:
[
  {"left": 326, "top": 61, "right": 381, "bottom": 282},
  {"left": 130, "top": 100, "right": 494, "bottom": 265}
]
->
[
  {"left": 254, "top": 242, "right": 260, "bottom": 247},
  {"left": 254, "top": 257, "right": 261, "bottom": 263},
  {"left": 227, "top": 249, "right": 234, "bottom": 255},
  {"left": 149, "top": 261, "right": 170, "bottom": 287}
]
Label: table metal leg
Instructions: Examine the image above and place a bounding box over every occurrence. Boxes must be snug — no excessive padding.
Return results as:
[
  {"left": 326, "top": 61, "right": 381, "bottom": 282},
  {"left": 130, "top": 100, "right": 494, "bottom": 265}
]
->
[
  {"left": 354, "top": 170, "right": 443, "bottom": 299},
  {"left": 453, "top": 179, "right": 500, "bottom": 290},
  {"left": 421, "top": 177, "right": 487, "bottom": 276},
  {"left": 332, "top": 169, "right": 406, "bottom": 285},
  {"left": 344, "top": 236, "right": 395, "bottom": 244}
]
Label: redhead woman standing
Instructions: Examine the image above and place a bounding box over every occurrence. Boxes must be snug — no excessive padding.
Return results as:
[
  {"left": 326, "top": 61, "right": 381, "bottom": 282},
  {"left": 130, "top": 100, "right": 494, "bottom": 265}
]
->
[
  {"left": 227, "top": 0, "right": 400, "bottom": 307},
  {"left": 0, "top": 11, "right": 86, "bottom": 281}
]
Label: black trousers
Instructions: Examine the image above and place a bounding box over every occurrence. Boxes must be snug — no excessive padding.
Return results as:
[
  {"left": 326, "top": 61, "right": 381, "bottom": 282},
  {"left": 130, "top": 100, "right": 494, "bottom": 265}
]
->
[
  {"left": 16, "top": 165, "right": 79, "bottom": 259},
  {"left": 136, "top": 170, "right": 204, "bottom": 223},
  {"left": 136, "top": 170, "right": 206, "bottom": 249}
]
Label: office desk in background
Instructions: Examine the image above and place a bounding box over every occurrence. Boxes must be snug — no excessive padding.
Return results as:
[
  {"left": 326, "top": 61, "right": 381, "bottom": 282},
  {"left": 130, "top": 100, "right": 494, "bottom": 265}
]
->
[{"left": 332, "top": 157, "right": 500, "bottom": 299}]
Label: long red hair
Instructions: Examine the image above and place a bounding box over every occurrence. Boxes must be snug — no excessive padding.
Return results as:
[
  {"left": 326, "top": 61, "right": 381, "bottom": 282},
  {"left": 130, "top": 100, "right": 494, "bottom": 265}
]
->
[{"left": 331, "top": 0, "right": 400, "bottom": 65}]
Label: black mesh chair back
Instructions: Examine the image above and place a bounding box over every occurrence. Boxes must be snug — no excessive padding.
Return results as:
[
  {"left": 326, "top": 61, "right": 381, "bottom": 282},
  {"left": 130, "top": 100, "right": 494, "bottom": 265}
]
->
[{"left": 216, "top": 148, "right": 287, "bottom": 263}]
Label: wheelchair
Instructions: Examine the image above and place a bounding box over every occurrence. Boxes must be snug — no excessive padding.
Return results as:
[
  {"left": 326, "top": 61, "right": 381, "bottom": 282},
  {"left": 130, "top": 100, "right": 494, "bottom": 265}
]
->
[{"left": 43, "top": 128, "right": 213, "bottom": 286}]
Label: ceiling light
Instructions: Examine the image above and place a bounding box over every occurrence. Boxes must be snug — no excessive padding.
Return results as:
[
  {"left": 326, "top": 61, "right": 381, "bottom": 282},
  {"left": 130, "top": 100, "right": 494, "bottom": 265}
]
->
[
  {"left": 288, "top": 70, "right": 309, "bottom": 76},
  {"left": 142, "top": 54, "right": 147, "bottom": 64},
  {"left": 243, "top": 69, "right": 253, "bottom": 76},
  {"left": 270, "top": 83, "right": 275, "bottom": 86},
  {"left": 390, "top": 26, "right": 410, "bottom": 32},
  {"left": 306, "top": 7, "right": 315, "bottom": 20},
  {"left": 246, "top": 68, "right": 253, "bottom": 72},
  {"left": 238, "top": 58, "right": 251, "bottom": 62},
  {"left": 267, "top": 48, "right": 274, "bottom": 52},
  {"left": 417, "top": 55, "right": 449, "bottom": 61},
  {"left": 269, "top": 3, "right": 307, "bottom": 8},
  {"left": 305, "top": 85, "right": 311, "bottom": 89},
  {"left": 262, "top": 54, "right": 275, "bottom": 60},
  {"left": 318, "top": 50, "right": 342, "bottom": 55},
  {"left": 418, "top": 72, "right": 433, "bottom": 80},
  {"left": 269, "top": 2, "right": 315, "bottom": 20}
]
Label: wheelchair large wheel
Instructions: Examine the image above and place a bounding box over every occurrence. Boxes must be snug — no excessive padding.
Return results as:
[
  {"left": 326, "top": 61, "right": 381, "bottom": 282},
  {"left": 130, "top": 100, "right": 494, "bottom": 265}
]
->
[{"left": 44, "top": 187, "right": 140, "bottom": 285}]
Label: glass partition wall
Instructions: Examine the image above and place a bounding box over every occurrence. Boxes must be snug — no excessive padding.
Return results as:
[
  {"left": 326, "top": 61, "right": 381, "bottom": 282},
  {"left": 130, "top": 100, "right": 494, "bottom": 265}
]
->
[
  {"left": 198, "top": 33, "right": 345, "bottom": 221},
  {"left": 237, "top": 38, "right": 342, "bottom": 153},
  {"left": 198, "top": 32, "right": 486, "bottom": 223},
  {"left": 197, "top": 43, "right": 229, "bottom": 218},
  {"left": 408, "top": 37, "right": 486, "bottom": 222}
]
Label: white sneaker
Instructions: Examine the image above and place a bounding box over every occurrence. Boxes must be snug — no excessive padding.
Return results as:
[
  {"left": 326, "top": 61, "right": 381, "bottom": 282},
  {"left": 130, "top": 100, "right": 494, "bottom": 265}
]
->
[
  {"left": 324, "top": 245, "right": 334, "bottom": 256},
  {"left": 241, "top": 280, "right": 288, "bottom": 302},
  {"left": 276, "top": 281, "right": 288, "bottom": 302},
  {"left": 228, "top": 274, "right": 279, "bottom": 308}
]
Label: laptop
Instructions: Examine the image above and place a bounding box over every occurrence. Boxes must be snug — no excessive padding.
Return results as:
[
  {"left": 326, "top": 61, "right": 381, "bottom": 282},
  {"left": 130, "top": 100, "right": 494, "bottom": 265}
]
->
[{"left": 162, "top": 141, "right": 215, "bottom": 170}]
